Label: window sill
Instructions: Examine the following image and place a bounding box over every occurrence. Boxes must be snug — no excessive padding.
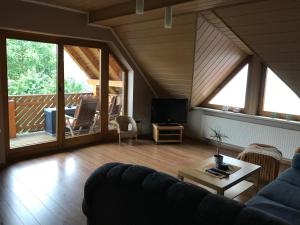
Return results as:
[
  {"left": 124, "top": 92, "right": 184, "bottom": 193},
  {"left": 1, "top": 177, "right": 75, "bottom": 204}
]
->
[{"left": 192, "top": 107, "right": 300, "bottom": 131}]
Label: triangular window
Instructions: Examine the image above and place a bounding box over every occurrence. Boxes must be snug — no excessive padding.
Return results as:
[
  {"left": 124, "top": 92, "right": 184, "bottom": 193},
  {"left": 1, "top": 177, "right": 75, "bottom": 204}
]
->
[
  {"left": 263, "top": 68, "right": 300, "bottom": 116},
  {"left": 208, "top": 64, "right": 249, "bottom": 109}
]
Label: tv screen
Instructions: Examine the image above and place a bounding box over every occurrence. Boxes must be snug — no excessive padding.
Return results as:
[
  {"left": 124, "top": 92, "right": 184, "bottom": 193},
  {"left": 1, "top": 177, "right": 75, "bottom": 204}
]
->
[{"left": 151, "top": 98, "right": 188, "bottom": 124}]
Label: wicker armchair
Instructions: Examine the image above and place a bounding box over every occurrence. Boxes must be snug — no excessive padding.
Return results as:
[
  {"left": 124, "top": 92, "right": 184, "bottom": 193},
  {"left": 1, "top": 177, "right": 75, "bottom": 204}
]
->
[
  {"left": 238, "top": 143, "right": 282, "bottom": 184},
  {"left": 114, "top": 116, "right": 138, "bottom": 144}
]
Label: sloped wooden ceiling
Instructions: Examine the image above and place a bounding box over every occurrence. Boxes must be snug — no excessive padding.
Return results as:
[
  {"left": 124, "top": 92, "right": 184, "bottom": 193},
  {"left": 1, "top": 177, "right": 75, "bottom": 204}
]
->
[
  {"left": 215, "top": 0, "right": 300, "bottom": 97},
  {"left": 114, "top": 13, "right": 197, "bottom": 99},
  {"left": 29, "top": 0, "right": 129, "bottom": 11},
  {"left": 191, "top": 14, "right": 248, "bottom": 107},
  {"left": 64, "top": 46, "right": 122, "bottom": 81},
  {"left": 92, "top": 0, "right": 256, "bottom": 26}
]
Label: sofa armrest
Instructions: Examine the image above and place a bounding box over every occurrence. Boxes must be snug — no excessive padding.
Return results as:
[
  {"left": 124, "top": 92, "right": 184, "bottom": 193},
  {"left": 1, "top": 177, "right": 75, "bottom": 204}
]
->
[
  {"left": 82, "top": 162, "right": 121, "bottom": 217},
  {"left": 292, "top": 153, "right": 300, "bottom": 169}
]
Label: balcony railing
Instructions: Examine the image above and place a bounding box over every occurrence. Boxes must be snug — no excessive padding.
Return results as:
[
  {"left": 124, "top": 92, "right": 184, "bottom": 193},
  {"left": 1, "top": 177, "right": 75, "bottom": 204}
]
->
[{"left": 8, "top": 93, "right": 93, "bottom": 135}]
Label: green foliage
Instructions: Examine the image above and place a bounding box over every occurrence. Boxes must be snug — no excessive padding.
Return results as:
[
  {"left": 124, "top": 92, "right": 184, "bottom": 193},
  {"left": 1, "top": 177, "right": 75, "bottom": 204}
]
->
[
  {"left": 7, "top": 39, "right": 85, "bottom": 95},
  {"left": 64, "top": 78, "right": 85, "bottom": 94}
]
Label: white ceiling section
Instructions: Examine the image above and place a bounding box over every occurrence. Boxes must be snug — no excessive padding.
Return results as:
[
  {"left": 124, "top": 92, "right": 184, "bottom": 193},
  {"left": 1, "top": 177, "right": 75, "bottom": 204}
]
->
[{"left": 215, "top": 0, "right": 300, "bottom": 97}]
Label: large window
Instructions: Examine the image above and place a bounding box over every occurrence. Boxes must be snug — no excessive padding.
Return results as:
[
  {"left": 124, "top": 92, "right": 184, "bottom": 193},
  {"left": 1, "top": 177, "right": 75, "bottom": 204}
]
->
[
  {"left": 7, "top": 39, "right": 58, "bottom": 149},
  {"left": 261, "top": 68, "right": 300, "bottom": 119},
  {"left": 208, "top": 63, "right": 249, "bottom": 110}
]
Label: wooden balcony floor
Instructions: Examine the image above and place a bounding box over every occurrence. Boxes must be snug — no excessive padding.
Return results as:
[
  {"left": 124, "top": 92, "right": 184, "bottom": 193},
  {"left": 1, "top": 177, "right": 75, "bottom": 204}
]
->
[{"left": 10, "top": 132, "right": 56, "bottom": 149}]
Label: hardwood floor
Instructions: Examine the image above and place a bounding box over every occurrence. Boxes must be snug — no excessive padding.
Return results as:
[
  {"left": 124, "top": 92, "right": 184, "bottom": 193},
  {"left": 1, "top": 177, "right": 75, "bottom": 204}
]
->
[{"left": 0, "top": 139, "right": 289, "bottom": 225}]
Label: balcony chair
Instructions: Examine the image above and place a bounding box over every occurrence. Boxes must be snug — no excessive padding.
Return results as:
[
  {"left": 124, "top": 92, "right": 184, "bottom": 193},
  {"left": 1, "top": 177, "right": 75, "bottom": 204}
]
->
[
  {"left": 114, "top": 115, "right": 138, "bottom": 144},
  {"left": 65, "top": 96, "right": 98, "bottom": 137},
  {"left": 109, "top": 95, "right": 122, "bottom": 120}
]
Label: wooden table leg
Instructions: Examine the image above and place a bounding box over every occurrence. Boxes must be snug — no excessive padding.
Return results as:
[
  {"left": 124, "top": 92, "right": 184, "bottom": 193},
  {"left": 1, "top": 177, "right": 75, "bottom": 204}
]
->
[
  {"left": 254, "top": 170, "right": 260, "bottom": 193},
  {"left": 217, "top": 189, "right": 224, "bottom": 196}
]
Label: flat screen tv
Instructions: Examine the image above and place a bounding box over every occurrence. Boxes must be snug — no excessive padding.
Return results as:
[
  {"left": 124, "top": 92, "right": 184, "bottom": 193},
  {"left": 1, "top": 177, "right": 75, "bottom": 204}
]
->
[{"left": 151, "top": 98, "right": 188, "bottom": 124}]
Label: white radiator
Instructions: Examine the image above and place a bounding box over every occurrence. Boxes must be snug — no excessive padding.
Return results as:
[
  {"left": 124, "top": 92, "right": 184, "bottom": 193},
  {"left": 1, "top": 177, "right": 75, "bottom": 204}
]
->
[{"left": 187, "top": 110, "right": 300, "bottom": 159}]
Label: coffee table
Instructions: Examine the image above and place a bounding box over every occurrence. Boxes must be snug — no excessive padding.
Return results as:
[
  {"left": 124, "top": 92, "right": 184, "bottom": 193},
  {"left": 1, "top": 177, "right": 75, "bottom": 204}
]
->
[{"left": 178, "top": 155, "right": 261, "bottom": 198}]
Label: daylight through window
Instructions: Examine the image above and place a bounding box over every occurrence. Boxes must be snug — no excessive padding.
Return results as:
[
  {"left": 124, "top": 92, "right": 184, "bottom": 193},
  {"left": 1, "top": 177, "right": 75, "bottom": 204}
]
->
[
  {"left": 209, "top": 64, "right": 249, "bottom": 109},
  {"left": 263, "top": 68, "right": 300, "bottom": 116}
]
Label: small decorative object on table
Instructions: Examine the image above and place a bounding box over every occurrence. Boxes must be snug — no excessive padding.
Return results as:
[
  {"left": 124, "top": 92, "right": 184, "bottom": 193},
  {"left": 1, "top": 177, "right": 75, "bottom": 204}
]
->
[
  {"left": 210, "top": 128, "right": 229, "bottom": 169},
  {"left": 203, "top": 163, "right": 241, "bottom": 179}
]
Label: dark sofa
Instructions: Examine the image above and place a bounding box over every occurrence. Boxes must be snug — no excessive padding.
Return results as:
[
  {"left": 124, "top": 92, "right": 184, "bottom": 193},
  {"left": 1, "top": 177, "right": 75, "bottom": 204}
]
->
[
  {"left": 82, "top": 158, "right": 298, "bottom": 225},
  {"left": 246, "top": 153, "right": 300, "bottom": 225}
]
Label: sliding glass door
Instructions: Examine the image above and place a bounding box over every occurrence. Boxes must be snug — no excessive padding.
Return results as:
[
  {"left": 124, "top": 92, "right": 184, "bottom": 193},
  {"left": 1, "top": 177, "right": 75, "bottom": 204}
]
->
[
  {"left": 108, "top": 54, "right": 126, "bottom": 130},
  {"left": 6, "top": 38, "right": 58, "bottom": 149},
  {"left": 0, "top": 30, "right": 120, "bottom": 159},
  {"left": 63, "top": 45, "right": 101, "bottom": 139}
]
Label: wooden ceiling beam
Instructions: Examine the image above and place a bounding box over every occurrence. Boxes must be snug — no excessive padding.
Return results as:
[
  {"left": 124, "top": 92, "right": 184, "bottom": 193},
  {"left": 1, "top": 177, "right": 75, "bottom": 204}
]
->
[{"left": 89, "top": 0, "right": 196, "bottom": 23}]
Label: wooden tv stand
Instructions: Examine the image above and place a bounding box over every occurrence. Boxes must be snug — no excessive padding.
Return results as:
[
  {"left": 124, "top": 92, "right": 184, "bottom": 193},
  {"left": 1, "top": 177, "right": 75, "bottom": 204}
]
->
[{"left": 152, "top": 123, "right": 184, "bottom": 144}]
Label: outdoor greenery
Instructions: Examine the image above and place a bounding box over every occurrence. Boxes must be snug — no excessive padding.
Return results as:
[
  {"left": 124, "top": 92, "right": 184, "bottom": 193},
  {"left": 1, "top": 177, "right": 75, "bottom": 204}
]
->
[{"left": 7, "top": 39, "right": 84, "bottom": 95}]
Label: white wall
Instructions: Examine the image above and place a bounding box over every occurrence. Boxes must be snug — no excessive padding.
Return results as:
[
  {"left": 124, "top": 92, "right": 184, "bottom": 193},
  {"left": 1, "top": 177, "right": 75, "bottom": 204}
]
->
[{"left": 186, "top": 109, "right": 300, "bottom": 159}]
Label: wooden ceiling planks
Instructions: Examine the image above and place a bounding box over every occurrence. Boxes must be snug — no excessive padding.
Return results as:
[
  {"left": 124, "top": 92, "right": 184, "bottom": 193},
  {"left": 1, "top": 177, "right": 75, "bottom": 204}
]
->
[
  {"left": 64, "top": 46, "right": 122, "bottom": 82},
  {"left": 200, "top": 10, "right": 252, "bottom": 55},
  {"left": 28, "top": 0, "right": 129, "bottom": 11},
  {"left": 114, "top": 13, "right": 197, "bottom": 99},
  {"left": 191, "top": 14, "right": 247, "bottom": 107},
  {"left": 94, "top": 0, "right": 257, "bottom": 27},
  {"left": 215, "top": 0, "right": 300, "bottom": 97}
]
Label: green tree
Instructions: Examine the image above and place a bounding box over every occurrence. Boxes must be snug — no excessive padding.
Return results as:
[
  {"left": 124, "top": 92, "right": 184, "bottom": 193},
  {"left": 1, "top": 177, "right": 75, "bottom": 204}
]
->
[{"left": 7, "top": 39, "right": 85, "bottom": 95}]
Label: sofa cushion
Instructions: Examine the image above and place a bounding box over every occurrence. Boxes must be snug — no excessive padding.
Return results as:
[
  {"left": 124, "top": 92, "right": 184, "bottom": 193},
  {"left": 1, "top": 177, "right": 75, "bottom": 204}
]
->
[
  {"left": 278, "top": 167, "right": 300, "bottom": 187},
  {"left": 247, "top": 195, "right": 300, "bottom": 225},
  {"left": 292, "top": 153, "right": 300, "bottom": 170},
  {"left": 256, "top": 179, "right": 300, "bottom": 210},
  {"left": 195, "top": 194, "right": 243, "bottom": 225},
  {"left": 234, "top": 207, "right": 291, "bottom": 225}
]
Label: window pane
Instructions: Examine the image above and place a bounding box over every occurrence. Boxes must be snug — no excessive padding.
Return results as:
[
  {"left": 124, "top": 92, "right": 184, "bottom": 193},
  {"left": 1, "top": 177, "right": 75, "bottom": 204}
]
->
[
  {"left": 263, "top": 68, "right": 300, "bottom": 115},
  {"left": 64, "top": 46, "right": 101, "bottom": 138},
  {"left": 108, "top": 54, "right": 124, "bottom": 131},
  {"left": 7, "top": 39, "right": 57, "bottom": 149},
  {"left": 209, "top": 64, "right": 248, "bottom": 108}
]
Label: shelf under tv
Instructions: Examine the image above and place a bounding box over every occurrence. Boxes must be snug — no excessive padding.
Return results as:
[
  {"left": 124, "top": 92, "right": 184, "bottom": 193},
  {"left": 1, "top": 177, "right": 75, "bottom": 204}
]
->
[{"left": 152, "top": 123, "right": 184, "bottom": 144}]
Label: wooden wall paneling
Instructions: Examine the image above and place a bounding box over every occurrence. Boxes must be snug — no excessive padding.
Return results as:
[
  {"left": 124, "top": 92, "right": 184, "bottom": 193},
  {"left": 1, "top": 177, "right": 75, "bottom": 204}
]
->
[
  {"left": 191, "top": 14, "right": 247, "bottom": 107},
  {"left": 114, "top": 13, "right": 197, "bottom": 99},
  {"left": 200, "top": 10, "right": 252, "bottom": 54},
  {"left": 201, "top": 57, "right": 250, "bottom": 110},
  {"left": 215, "top": 0, "right": 300, "bottom": 97}
]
